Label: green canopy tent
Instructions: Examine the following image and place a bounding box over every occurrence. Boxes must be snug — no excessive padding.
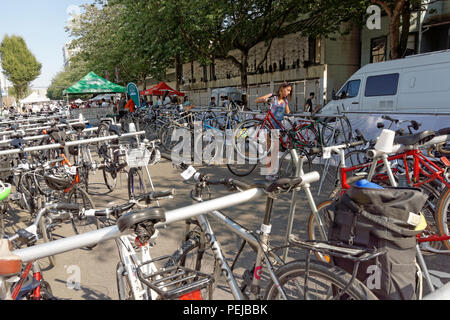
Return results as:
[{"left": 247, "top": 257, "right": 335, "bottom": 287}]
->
[{"left": 63, "top": 72, "right": 126, "bottom": 96}]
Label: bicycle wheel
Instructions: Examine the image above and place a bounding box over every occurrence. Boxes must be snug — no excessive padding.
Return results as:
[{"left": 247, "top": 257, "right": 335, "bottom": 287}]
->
[
  {"left": 227, "top": 162, "right": 258, "bottom": 177},
  {"left": 232, "top": 119, "right": 271, "bottom": 163},
  {"left": 128, "top": 168, "right": 148, "bottom": 200},
  {"left": 102, "top": 165, "right": 118, "bottom": 192},
  {"left": 38, "top": 216, "right": 56, "bottom": 268},
  {"left": 436, "top": 187, "right": 450, "bottom": 250},
  {"left": 418, "top": 183, "right": 443, "bottom": 254},
  {"left": 335, "top": 149, "right": 371, "bottom": 184},
  {"left": 278, "top": 149, "right": 312, "bottom": 179},
  {"left": 263, "top": 259, "right": 378, "bottom": 300},
  {"left": 320, "top": 116, "right": 352, "bottom": 146},
  {"left": 67, "top": 187, "right": 99, "bottom": 244},
  {"left": 307, "top": 200, "right": 334, "bottom": 263},
  {"left": 193, "top": 129, "right": 224, "bottom": 166}
]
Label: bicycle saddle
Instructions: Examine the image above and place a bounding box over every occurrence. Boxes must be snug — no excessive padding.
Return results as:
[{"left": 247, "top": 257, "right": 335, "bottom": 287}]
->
[
  {"left": 72, "top": 123, "right": 86, "bottom": 133},
  {"left": 0, "top": 239, "right": 22, "bottom": 276},
  {"left": 108, "top": 124, "right": 122, "bottom": 137},
  {"left": 393, "top": 130, "right": 435, "bottom": 146},
  {"left": 437, "top": 127, "right": 450, "bottom": 135},
  {"left": 117, "top": 207, "right": 166, "bottom": 233},
  {"left": 10, "top": 138, "right": 26, "bottom": 149}
]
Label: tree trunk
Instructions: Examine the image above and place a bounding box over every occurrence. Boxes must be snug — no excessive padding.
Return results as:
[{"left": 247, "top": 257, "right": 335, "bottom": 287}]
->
[
  {"left": 399, "top": 2, "right": 411, "bottom": 57},
  {"left": 175, "top": 54, "right": 182, "bottom": 91},
  {"left": 240, "top": 52, "right": 249, "bottom": 106},
  {"left": 389, "top": 16, "right": 401, "bottom": 59}
]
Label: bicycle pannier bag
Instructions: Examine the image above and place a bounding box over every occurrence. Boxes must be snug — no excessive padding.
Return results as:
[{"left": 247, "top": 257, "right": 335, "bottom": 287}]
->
[{"left": 328, "top": 186, "right": 427, "bottom": 300}]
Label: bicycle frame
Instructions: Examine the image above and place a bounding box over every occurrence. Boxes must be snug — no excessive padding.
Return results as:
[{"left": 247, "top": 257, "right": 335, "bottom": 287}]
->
[
  {"left": 1, "top": 187, "right": 263, "bottom": 300},
  {"left": 115, "top": 234, "right": 158, "bottom": 300}
]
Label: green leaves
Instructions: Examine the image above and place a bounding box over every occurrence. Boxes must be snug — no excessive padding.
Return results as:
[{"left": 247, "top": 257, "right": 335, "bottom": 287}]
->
[{"left": 0, "top": 35, "right": 42, "bottom": 100}]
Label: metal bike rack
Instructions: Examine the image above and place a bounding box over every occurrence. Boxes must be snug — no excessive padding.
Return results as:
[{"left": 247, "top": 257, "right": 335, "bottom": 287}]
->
[{"left": 0, "top": 131, "right": 146, "bottom": 156}]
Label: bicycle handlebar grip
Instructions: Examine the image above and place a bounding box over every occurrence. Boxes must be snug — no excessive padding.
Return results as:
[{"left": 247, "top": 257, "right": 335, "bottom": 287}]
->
[
  {"left": 54, "top": 203, "right": 82, "bottom": 211},
  {"left": 382, "top": 115, "right": 399, "bottom": 123},
  {"left": 229, "top": 179, "right": 253, "bottom": 191},
  {"left": 349, "top": 140, "right": 365, "bottom": 148},
  {"left": 150, "top": 189, "right": 176, "bottom": 199}
]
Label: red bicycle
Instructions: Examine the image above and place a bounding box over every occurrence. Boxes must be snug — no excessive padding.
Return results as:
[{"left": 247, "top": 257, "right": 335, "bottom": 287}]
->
[{"left": 308, "top": 129, "right": 450, "bottom": 255}]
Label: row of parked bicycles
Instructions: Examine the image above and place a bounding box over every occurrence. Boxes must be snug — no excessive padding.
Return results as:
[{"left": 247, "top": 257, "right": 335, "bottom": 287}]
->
[{"left": 0, "top": 104, "right": 449, "bottom": 300}]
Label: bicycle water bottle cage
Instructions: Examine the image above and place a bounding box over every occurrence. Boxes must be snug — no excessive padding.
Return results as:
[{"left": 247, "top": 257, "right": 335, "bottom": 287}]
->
[
  {"left": 394, "top": 130, "right": 435, "bottom": 146},
  {"left": 117, "top": 208, "right": 166, "bottom": 233}
]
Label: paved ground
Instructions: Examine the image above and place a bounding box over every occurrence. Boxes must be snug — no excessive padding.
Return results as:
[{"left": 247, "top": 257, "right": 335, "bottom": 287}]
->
[{"left": 5, "top": 154, "right": 450, "bottom": 300}]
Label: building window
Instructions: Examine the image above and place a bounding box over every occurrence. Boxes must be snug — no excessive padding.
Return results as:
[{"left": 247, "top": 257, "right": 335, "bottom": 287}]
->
[
  {"left": 370, "top": 37, "right": 387, "bottom": 63},
  {"left": 365, "top": 73, "right": 399, "bottom": 97},
  {"left": 308, "top": 37, "right": 320, "bottom": 64},
  {"left": 338, "top": 79, "right": 361, "bottom": 99}
]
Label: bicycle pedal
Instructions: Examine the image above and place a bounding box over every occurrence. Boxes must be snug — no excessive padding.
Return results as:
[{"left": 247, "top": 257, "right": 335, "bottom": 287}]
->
[{"left": 441, "top": 156, "right": 450, "bottom": 167}]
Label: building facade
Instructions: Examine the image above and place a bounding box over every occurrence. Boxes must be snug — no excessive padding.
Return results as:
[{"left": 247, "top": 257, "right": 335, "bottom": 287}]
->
[
  {"left": 63, "top": 42, "right": 80, "bottom": 68},
  {"left": 143, "top": 1, "right": 450, "bottom": 111}
]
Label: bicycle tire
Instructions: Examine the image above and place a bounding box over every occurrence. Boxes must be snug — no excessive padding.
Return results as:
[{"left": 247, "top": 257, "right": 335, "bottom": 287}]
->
[
  {"left": 127, "top": 168, "right": 148, "bottom": 200},
  {"left": 278, "top": 149, "right": 312, "bottom": 179},
  {"left": 436, "top": 187, "right": 450, "bottom": 250},
  {"left": 321, "top": 116, "right": 353, "bottom": 146},
  {"left": 232, "top": 119, "right": 271, "bottom": 163},
  {"left": 38, "top": 216, "right": 56, "bottom": 268},
  {"left": 263, "top": 259, "right": 378, "bottom": 300},
  {"left": 102, "top": 166, "right": 117, "bottom": 192},
  {"left": 226, "top": 162, "right": 258, "bottom": 177},
  {"left": 438, "top": 142, "right": 450, "bottom": 155},
  {"left": 418, "top": 183, "right": 443, "bottom": 254},
  {"left": 67, "top": 187, "right": 99, "bottom": 248},
  {"left": 193, "top": 129, "right": 224, "bottom": 166}
]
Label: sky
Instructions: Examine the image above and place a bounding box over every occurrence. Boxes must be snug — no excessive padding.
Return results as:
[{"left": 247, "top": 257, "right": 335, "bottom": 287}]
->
[{"left": 0, "top": 0, "right": 94, "bottom": 89}]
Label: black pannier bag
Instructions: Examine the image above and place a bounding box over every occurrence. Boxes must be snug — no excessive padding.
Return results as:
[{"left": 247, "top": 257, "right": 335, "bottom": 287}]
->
[{"left": 328, "top": 186, "right": 427, "bottom": 300}]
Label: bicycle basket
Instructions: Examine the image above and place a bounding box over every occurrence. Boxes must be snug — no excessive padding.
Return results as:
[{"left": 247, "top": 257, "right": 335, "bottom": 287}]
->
[
  {"left": 126, "top": 148, "right": 151, "bottom": 168},
  {"left": 137, "top": 256, "right": 214, "bottom": 300}
]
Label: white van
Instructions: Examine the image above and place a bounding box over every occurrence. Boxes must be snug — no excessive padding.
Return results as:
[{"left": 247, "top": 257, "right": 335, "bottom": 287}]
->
[{"left": 321, "top": 49, "right": 450, "bottom": 114}]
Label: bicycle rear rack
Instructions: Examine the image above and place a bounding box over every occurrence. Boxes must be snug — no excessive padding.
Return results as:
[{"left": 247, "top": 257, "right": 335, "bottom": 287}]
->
[{"left": 136, "top": 255, "right": 214, "bottom": 300}]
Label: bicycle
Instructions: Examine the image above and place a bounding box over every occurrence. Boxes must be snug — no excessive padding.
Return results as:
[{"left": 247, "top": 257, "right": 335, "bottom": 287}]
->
[
  {"left": 1, "top": 182, "right": 272, "bottom": 300},
  {"left": 167, "top": 160, "right": 378, "bottom": 300}
]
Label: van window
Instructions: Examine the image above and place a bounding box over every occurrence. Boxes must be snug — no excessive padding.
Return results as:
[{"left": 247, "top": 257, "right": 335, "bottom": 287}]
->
[
  {"left": 365, "top": 73, "right": 399, "bottom": 96},
  {"left": 338, "top": 79, "right": 361, "bottom": 99}
]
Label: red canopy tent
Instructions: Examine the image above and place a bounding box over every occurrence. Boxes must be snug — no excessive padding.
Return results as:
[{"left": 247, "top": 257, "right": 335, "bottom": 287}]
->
[{"left": 140, "top": 82, "right": 185, "bottom": 97}]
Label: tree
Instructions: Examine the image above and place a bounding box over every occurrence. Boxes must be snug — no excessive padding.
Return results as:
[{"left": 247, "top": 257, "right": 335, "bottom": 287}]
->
[
  {"left": 164, "top": 0, "right": 367, "bottom": 93},
  {"left": 369, "top": 0, "right": 436, "bottom": 59},
  {"left": 0, "top": 35, "right": 42, "bottom": 100},
  {"left": 67, "top": 0, "right": 185, "bottom": 90},
  {"left": 47, "top": 59, "right": 90, "bottom": 100}
]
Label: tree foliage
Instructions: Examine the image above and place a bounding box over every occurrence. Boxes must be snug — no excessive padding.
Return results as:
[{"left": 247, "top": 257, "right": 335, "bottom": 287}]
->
[
  {"left": 47, "top": 60, "right": 90, "bottom": 100},
  {"left": 0, "top": 35, "right": 42, "bottom": 100}
]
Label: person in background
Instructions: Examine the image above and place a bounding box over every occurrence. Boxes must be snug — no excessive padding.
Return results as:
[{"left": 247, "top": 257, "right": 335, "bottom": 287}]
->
[
  {"left": 163, "top": 92, "right": 172, "bottom": 106},
  {"left": 155, "top": 96, "right": 162, "bottom": 107},
  {"left": 118, "top": 94, "right": 127, "bottom": 112},
  {"left": 304, "top": 92, "right": 322, "bottom": 114},
  {"left": 209, "top": 96, "right": 217, "bottom": 108}
]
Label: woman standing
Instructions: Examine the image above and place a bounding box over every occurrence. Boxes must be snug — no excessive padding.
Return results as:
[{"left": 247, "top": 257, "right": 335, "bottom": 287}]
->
[{"left": 255, "top": 82, "right": 293, "bottom": 180}]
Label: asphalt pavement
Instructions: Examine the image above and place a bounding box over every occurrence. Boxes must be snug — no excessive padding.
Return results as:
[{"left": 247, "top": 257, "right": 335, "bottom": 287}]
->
[{"left": 5, "top": 155, "right": 450, "bottom": 300}]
